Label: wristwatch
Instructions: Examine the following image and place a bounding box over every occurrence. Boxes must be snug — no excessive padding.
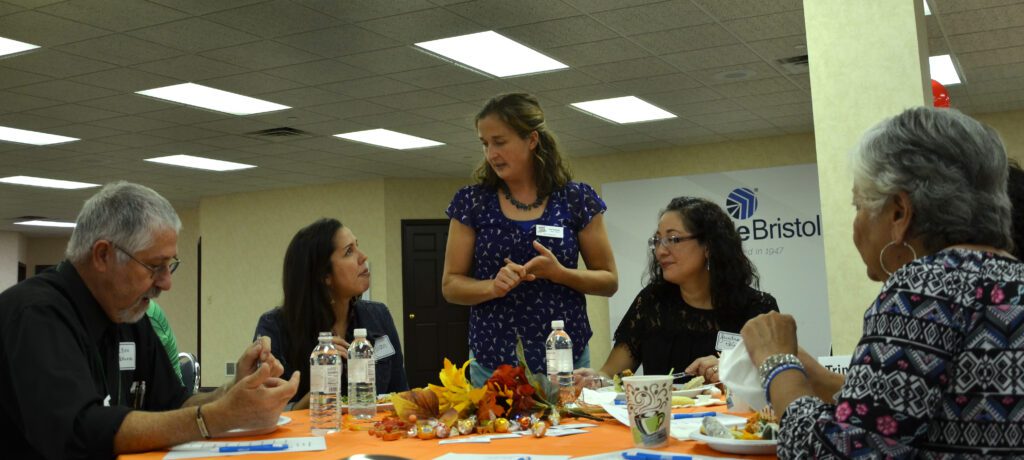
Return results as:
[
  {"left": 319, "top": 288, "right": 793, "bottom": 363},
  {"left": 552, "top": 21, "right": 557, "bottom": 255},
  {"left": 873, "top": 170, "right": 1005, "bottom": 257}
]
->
[
  {"left": 758, "top": 353, "right": 802, "bottom": 388},
  {"left": 196, "top": 404, "right": 212, "bottom": 439}
]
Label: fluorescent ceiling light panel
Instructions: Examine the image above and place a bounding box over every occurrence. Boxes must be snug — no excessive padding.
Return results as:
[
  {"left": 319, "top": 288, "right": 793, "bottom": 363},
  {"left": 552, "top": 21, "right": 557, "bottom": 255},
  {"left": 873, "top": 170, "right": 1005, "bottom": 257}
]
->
[
  {"left": 571, "top": 96, "right": 677, "bottom": 124},
  {"left": 145, "top": 154, "right": 255, "bottom": 171},
  {"left": 334, "top": 129, "right": 444, "bottom": 150},
  {"left": 0, "top": 36, "right": 39, "bottom": 57},
  {"left": 15, "top": 220, "right": 76, "bottom": 228},
  {"left": 929, "top": 54, "right": 961, "bottom": 85},
  {"left": 415, "top": 31, "right": 568, "bottom": 77},
  {"left": 136, "top": 83, "right": 290, "bottom": 115},
  {"left": 0, "top": 126, "right": 78, "bottom": 145},
  {"left": 923, "top": 1, "right": 932, "bottom": 15},
  {"left": 0, "top": 175, "right": 98, "bottom": 189}
]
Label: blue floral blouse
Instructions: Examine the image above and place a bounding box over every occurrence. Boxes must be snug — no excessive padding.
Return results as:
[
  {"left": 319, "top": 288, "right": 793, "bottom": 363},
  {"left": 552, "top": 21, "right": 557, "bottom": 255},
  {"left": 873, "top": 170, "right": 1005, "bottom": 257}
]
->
[{"left": 445, "top": 181, "right": 607, "bottom": 372}]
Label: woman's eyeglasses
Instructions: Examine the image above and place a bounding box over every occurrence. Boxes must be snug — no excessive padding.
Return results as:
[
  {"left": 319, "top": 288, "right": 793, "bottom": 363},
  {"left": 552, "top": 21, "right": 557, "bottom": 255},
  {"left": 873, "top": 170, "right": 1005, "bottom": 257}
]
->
[
  {"left": 647, "top": 235, "right": 699, "bottom": 250},
  {"left": 113, "top": 243, "right": 180, "bottom": 279}
]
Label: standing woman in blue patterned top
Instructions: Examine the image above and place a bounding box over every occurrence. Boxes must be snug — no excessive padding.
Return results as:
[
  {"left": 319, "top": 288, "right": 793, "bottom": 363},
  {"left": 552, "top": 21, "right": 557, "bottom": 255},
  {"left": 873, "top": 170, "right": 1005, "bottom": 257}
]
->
[{"left": 443, "top": 93, "right": 619, "bottom": 386}]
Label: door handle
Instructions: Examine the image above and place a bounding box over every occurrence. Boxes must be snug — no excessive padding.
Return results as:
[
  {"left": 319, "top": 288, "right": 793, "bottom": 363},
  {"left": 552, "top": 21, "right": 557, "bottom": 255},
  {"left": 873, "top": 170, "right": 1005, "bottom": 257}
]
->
[{"left": 408, "top": 313, "right": 415, "bottom": 319}]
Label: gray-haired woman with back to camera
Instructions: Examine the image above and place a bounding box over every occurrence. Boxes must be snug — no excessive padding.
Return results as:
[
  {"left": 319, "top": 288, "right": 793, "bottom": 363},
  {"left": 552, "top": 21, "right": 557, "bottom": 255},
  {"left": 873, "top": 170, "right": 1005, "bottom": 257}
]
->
[{"left": 741, "top": 107, "right": 1024, "bottom": 457}]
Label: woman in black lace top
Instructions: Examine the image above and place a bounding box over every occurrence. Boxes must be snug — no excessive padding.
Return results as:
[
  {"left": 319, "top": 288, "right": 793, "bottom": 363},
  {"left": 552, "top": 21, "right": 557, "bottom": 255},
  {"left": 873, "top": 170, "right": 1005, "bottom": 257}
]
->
[{"left": 577, "top": 197, "right": 778, "bottom": 384}]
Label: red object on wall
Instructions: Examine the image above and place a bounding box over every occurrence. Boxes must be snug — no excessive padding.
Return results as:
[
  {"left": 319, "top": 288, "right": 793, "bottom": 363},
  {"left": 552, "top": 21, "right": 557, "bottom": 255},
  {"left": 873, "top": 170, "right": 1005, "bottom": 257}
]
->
[{"left": 932, "top": 79, "right": 951, "bottom": 108}]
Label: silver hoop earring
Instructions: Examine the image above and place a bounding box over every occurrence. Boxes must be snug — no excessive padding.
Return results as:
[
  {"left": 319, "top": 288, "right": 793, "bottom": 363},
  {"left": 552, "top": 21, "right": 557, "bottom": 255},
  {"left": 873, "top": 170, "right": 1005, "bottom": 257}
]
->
[{"left": 879, "top": 241, "right": 918, "bottom": 276}]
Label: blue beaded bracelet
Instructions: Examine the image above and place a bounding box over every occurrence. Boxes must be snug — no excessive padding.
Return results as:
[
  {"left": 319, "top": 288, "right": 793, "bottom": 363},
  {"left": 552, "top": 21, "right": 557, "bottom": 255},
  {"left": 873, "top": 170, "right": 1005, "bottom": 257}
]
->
[{"left": 763, "top": 363, "right": 807, "bottom": 405}]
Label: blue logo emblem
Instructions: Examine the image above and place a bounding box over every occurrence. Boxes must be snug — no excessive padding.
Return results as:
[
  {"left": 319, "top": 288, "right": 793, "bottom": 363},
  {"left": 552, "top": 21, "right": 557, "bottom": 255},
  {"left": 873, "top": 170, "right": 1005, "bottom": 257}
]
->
[{"left": 726, "top": 188, "right": 757, "bottom": 220}]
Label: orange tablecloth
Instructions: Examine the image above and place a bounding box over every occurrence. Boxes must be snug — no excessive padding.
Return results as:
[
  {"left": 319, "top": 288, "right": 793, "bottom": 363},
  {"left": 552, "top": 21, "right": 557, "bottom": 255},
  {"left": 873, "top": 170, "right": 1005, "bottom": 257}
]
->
[{"left": 120, "top": 406, "right": 777, "bottom": 460}]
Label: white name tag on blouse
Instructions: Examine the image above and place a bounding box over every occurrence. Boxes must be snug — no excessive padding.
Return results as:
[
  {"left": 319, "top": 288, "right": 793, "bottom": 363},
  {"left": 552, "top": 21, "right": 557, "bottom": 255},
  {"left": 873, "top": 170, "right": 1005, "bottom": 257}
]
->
[
  {"left": 374, "top": 335, "right": 396, "bottom": 361},
  {"left": 536, "top": 225, "right": 564, "bottom": 238},
  {"left": 715, "top": 332, "right": 741, "bottom": 352},
  {"left": 119, "top": 342, "right": 136, "bottom": 370}
]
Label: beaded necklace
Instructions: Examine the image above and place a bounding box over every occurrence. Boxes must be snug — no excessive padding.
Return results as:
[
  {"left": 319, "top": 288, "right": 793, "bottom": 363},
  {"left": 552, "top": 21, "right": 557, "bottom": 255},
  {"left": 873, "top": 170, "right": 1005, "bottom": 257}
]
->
[{"left": 501, "top": 184, "right": 545, "bottom": 211}]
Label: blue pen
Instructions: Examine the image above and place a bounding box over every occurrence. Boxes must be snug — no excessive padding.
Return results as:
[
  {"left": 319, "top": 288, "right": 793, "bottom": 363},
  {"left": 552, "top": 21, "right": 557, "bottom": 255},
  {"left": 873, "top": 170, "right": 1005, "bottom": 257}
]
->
[
  {"left": 621, "top": 452, "right": 692, "bottom": 460},
  {"left": 672, "top": 411, "right": 716, "bottom": 419},
  {"left": 218, "top": 443, "right": 288, "bottom": 453}
]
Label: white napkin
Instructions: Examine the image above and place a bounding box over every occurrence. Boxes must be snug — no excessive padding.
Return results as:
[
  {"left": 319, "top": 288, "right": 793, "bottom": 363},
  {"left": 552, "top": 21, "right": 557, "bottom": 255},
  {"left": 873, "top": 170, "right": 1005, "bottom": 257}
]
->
[{"left": 718, "top": 339, "right": 767, "bottom": 411}]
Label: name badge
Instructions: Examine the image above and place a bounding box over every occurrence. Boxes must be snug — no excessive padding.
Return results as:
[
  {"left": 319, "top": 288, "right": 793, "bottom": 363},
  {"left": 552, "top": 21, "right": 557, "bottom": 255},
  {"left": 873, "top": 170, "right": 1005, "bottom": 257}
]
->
[
  {"left": 119, "top": 342, "right": 136, "bottom": 371},
  {"left": 373, "top": 335, "right": 396, "bottom": 361},
  {"left": 715, "top": 332, "right": 741, "bottom": 352},
  {"left": 535, "top": 225, "right": 564, "bottom": 239}
]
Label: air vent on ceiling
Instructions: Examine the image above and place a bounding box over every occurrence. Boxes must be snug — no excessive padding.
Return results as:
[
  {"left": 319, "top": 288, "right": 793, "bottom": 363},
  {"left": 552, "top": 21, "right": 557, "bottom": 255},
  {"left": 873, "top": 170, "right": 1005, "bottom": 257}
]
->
[
  {"left": 247, "top": 127, "right": 309, "bottom": 137},
  {"left": 776, "top": 54, "right": 809, "bottom": 74}
]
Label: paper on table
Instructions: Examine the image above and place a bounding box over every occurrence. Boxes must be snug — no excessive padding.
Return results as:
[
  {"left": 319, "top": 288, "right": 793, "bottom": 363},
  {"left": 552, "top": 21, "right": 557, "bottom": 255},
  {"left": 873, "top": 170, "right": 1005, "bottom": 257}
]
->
[
  {"left": 600, "top": 404, "right": 630, "bottom": 426},
  {"left": 437, "top": 432, "right": 526, "bottom": 445},
  {"left": 572, "top": 448, "right": 744, "bottom": 460},
  {"left": 544, "top": 428, "right": 588, "bottom": 437},
  {"left": 164, "top": 436, "right": 326, "bottom": 459},
  {"left": 433, "top": 454, "right": 570, "bottom": 460},
  {"left": 579, "top": 387, "right": 618, "bottom": 405}
]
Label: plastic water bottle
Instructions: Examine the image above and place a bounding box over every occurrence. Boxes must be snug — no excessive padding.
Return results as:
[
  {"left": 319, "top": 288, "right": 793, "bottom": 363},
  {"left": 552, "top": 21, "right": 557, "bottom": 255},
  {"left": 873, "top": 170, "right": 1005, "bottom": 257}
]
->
[
  {"left": 347, "top": 328, "right": 376, "bottom": 420},
  {"left": 309, "top": 332, "right": 342, "bottom": 434},
  {"left": 545, "top": 320, "right": 574, "bottom": 407}
]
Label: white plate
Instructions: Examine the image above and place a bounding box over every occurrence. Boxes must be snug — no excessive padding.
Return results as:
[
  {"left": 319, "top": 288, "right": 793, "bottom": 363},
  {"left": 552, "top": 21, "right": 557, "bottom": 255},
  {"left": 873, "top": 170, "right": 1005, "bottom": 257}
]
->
[
  {"left": 673, "top": 384, "right": 717, "bottom": 398},
  {"left": 219, "top": 415, "right": 291, "bottom": 438},
  {"left": 690, "top": 432, "right": 777, "bottom": 455}
]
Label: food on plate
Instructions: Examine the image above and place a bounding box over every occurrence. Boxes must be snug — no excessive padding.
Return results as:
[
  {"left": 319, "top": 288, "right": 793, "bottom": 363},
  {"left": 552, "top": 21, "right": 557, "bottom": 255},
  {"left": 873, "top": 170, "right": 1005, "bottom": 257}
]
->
[
  {"left": 700, "top": 413, "right": 780, "bottom": 441},
  {"left": 680, "top": 375, "right": 705, "bottom": 390},
  {"left": 671, "top": 396, "right": 695, "bottom": 406},
  {"left": 612, "top": 369, "right": 634, "bottom": 393}
]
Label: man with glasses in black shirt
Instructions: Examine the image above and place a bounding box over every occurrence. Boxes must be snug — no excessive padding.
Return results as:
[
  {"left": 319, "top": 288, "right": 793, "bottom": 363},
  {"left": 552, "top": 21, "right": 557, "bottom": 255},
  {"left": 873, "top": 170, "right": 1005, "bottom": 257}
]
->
[{"left": 0, "top": 181, "right": 299, "bottom": 459}]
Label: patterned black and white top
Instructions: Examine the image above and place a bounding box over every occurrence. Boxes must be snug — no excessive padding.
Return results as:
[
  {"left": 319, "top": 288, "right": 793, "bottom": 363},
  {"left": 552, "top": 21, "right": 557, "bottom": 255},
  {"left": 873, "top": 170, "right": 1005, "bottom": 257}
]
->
[
  {"left": 446, "top": 181, "right": 606, "bottom": 373},
  {"left": 778, "top": 249, "right": 1024, "bottom": 459}
]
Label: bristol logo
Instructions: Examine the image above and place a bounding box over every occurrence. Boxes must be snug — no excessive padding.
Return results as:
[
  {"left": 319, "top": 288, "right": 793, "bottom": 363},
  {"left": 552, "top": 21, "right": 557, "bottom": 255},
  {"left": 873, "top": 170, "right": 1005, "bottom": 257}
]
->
[{"left": 726, "top": 187, "right": 757, "bottom": 220}]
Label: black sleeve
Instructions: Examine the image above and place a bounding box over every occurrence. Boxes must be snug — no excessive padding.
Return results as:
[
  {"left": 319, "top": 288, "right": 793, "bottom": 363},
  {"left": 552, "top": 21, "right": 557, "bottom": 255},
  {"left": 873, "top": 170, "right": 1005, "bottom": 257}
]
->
[
  {"left": 612, "top": 287, "right": 652, "bottom": 367},
  {"left": 4, "top": 303, "right": 131, "bottom": 459},
  {"left": 254, "top": 309, "right": 287, "bottom": 372},
  {"left": 381, "top": 311, "right": 409, "bottom": 392},
  {"left": 138, "top": 320, "right": 189, "bottom": 411}
]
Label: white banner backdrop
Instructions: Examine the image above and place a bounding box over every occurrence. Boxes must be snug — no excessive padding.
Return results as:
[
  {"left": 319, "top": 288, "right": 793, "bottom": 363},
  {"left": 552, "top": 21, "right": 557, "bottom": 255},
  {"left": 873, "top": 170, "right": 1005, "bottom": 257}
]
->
[{"left": 602, "top": 163, "right": 832, "bottom": 359}]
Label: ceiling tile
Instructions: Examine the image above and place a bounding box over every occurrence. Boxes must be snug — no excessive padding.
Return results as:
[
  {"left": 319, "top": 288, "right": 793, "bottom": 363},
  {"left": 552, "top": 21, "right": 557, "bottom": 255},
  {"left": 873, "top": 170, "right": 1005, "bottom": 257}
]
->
[
  {"left": 704, "top": 119, "right": 776, "bottom": 134},
  {"left": 356, "top": 110, "right": 437, "bottom": 128},
  {"left": 591, "top": 0, "right": 713, "bottom": 35},
  {"left": 87, "top": 115, "right": 176, "bottom": 133},
  {"left": 968, "top": 61, "right": 1024, "bottom": 82},
  {"left": 537, "top": 84, "right": 629, "bottom": 105},
  {"left": 410, "top": 102, "right": 481, "bottom": 122},
  {"left": 79, "top": 94, "right": 171, "bottom": 115},
  {"left": 957, "top": 45, "right": 1024, "bottom": 70},
  {"left": 146, "top": 0, "right": 266, "bottom": 15},
  {"left": 40, "top": 0, "right": 188, "bottom": 32},
  {"left": 947, "top": 26, "right": 1024, "bottom": 54},
  {"left": 9, "top": 80, "right": 118, "bottom": 103},
  {"left": 142, "top": 125, "right": 223, "bottom": 141},
  {"left": 389, "top": 65, "right": 488, "bottom": 89},
  {"left": 306, "top": 99, "right": 394, "bottom": 118},
  {"left": 433, "top": 79, "right": 522, "bottom": 102},
  {"left": 257, "top": 87, "right": 351, "bottom": 108},
  {"left": 690, "top": 0, "right": 802, "bottom": 20},
  {"left": 0, "top": 49, "right": 115, "bottom": 78},
  {"left": 199, "top": 72, "right": 304, "bottom": 96},
  {"left": 264, "top": 60, "right": 373, "bottom": 86},
  {"left": 562, "top": 0, "right": 663, "bottom": 13},
  {"left": 503, "top": 16, "right": 619, "bottom": 49},
  {"left": 713, "top": 76, "right": 801, "bottom": 97},
  {"left": 251, "top": 109, "right": 338, "bottom": 129},
  {"left": 0, "top": 112, "right": 68, "bottom": 130},
  {"left": 56, "top": 34, "right": 184, "bottom": 66},
  {"left": 731, "top": 89, "right": 810, "bottom": 108},
  {"left": 632, "top": 23, "right": 738, "bottom": 54},
  {"left": 644, "top": 87, "right": 725, "bottom": 108},
  {"left": 275, "top": 25, "right": 401, "bottom": 58},
  {"left": 357, "top": 8, "right": 482, "bottom": 43},
  {"left": 507, "top": 69, "right": 601, "bottom": 92},
  {"left": 746, "top": 35, "right": 808, "bottom": 62},
  {"left": 446, "top": 0, "right": 579, "bottom": 28},
  {"left": 547, "top": 38, "right": 651, "bottom": 67},
  {"left": 0, "top": 67, "right": 51, "bottom": 89},
  {"left": 204, "top": 0, "right": 343, "bottom": 38},
  {"left": 369, "top": 90, "right": 461, "bottom": 110},
  {"left": 938, "top": 4, "right": 1024, "bottom": 35},
  {"left": 338, "top": 46, "right": 445, "bottom": 75},
  {"left": 200, "top": 40, "right": 320, "bottom": 70},
  {"left": 661, "top": 44, "right": 762, "bottom": 72},
  {"left": 27, "top": 103, "right": 122, "bottom": 123},
  {"left": 0, "top": 90, "right": 61, "bottom": 113},
  {"left": 722, "top": 10, "right": 806, "bottom": 42},
  {"left": 133, "top": 54, "right": 248, "bottom": 81},
  {"left": 140, "top": 107, "right": 231, "bottom": 125},
  {"left": 689, "top": 61, "right": 784, "bottom": 86},
  {"left": 129, "top": 18, "right": 260, "bottom": 53},
  {"left": 579, "top": 57, "right": 679, "bottom": 83},
  {"left": 609, "top": 73, "right": 704, "bottom": 95},
  {"left": 302, "top": 0, "right": 435, "bottom": 22},
  {"left": 0, "top": 11, "right": 107, "bottom": 46},
  {"left": 70, "top": 68, "right": 179, "bottom": 92}
]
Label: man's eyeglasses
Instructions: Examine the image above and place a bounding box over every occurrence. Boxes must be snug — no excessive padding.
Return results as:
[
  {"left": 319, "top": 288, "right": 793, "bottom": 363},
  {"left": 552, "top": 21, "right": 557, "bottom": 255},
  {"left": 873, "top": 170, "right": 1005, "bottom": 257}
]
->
[
  {"left": 648, "top": 234, "right": 700, "bottom": 250},
  {"left": 113, "top": 243, "right": 180, "bottom": 279}
]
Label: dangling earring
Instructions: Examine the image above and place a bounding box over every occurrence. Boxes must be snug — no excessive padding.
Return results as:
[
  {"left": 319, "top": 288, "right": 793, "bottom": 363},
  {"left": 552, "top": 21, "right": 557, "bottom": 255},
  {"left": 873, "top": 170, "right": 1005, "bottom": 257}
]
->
[
  {"left": 705, "top": 258, "right": 710, "bottom": 272},
  {"left": 879, "top": 241, "right": 918, "bottom": 276}
]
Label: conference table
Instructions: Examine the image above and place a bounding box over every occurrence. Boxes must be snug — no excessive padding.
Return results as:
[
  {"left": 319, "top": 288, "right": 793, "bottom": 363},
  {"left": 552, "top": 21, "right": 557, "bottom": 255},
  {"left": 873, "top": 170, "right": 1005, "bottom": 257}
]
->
[{"left": 120, "top": 405, "right": 778, "bottom": 460}]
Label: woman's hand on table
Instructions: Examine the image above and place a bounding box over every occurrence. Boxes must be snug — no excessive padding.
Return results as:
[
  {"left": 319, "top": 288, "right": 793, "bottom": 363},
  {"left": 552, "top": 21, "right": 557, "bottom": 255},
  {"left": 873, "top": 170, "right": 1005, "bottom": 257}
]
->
[
  {"left": 684, "top": 355, "right": 720, "bottom": 383},
  {"left": 740, "top": 311, "right": 799, "bottom": 367}
]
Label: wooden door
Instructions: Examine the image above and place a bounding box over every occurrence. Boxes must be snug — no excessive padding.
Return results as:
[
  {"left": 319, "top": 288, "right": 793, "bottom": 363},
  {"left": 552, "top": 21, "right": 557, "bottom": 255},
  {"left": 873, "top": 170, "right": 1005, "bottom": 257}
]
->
[{"left": 401, "top": 219, "right": 469, "bottom": 389}]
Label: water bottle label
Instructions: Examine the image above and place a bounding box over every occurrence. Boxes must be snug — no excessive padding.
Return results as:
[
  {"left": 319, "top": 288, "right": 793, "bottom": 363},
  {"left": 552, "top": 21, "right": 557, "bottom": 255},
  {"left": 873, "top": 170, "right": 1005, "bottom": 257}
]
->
[
  {"left": 324, "top": 365, "right": 341, "bottom": 393},
  {"left": 556, "top": 348, "right": 573, "bottom": 373},
  {"left": 349, "top": 358, "right": 369, "bottom": 383},
  {"left": 310, "top": 365, "right": 325, "bottom": 393}
]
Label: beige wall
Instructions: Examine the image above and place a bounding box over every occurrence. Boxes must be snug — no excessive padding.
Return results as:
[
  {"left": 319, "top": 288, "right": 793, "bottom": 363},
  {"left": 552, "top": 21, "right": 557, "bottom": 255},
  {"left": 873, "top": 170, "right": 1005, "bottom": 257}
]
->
[
  {"left": 25, "top": 237, "right": 69, "bottom": 275},
  {"left": 158, "top": 207, "right": 200, "bottom": 355}
]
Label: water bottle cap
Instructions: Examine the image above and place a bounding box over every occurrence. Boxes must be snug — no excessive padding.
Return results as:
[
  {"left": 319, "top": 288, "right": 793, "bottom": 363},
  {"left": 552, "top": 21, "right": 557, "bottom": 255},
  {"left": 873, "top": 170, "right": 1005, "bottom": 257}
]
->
[
  {"left": 354, "top": 328, "right": 367, "bottom": 338},
  {"left": 551, "top": 320, "right": 564, "bottom": 329},
  {"left": 318, "top": 331, "right": 333, "bottom": 340}
]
